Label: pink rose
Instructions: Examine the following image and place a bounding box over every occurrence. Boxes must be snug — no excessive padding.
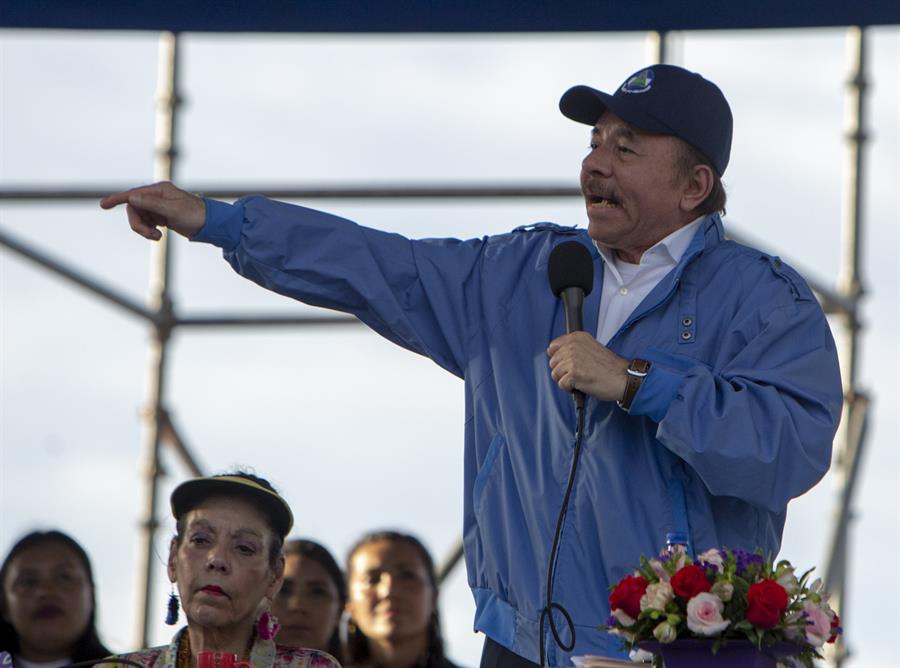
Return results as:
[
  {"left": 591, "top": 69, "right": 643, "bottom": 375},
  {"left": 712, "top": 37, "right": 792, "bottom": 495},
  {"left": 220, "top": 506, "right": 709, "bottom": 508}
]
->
[
  {"left": 686, "top": 592, "right": 730, "bottom": 636},
  {"left": 804, "top": 601, "right": 834, "bottom": 647}
]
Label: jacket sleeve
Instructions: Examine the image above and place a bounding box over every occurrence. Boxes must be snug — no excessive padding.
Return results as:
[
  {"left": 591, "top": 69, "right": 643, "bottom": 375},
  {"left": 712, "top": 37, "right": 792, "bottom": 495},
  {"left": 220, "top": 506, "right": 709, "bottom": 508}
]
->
[
  {"left": 629, "top": 273, "right": 843, "bottom": 513},
  {"left": 194, "top": 196, "right": 486, "bottom": 378}
]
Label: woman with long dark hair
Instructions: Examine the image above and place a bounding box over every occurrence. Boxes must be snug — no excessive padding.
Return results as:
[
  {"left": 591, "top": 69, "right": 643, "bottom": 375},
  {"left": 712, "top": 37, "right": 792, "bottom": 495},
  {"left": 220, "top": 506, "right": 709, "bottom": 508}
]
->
[
  {"left": 0, "top": 530, "right": 111, "bottom": 666},
  {"left": 345, "top": 531, "right": 457, "bottom": 668},
  {"left": 271, "top": 539, "right": 345, "bottom": 663}
]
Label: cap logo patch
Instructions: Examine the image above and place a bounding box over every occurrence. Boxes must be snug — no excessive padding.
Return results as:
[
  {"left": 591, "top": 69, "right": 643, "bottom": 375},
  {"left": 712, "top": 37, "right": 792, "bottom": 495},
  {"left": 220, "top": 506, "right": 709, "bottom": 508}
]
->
[{"left": 621, "top": 68, "right": 654, "bottom": 94}]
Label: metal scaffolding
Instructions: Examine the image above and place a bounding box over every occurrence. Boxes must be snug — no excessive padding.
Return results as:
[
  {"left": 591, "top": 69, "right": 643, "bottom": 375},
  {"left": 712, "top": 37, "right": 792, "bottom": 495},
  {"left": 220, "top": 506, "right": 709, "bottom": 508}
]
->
[{"left": 0, "top": 28, "right": 872, "bottom": 665}]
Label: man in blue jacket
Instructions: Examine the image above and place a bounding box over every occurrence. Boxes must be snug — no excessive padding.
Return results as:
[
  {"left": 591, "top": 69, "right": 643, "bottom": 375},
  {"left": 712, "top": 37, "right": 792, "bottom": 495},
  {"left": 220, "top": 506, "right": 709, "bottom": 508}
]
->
[{"left": 102, "top": 65, "right": 843, "bottom": 667}]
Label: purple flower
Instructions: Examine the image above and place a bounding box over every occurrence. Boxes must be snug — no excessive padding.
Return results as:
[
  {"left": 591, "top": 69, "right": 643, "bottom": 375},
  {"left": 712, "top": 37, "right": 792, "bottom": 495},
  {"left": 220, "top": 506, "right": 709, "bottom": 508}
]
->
[
  {"left": 733, "top": 549, "right": 764, "bottom": 575},
  {"left": 699, "top": 562, "right": 717, "bottom": 575},
  {"left": 606, "top": 614, "right": 617, "bottom": 627}
]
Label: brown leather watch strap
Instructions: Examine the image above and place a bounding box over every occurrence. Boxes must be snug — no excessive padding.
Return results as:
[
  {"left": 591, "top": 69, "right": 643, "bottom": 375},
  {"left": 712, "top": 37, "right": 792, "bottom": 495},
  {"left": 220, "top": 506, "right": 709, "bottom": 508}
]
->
[{"left": 617, "top": 358, "right": 652, "bottom": 412}]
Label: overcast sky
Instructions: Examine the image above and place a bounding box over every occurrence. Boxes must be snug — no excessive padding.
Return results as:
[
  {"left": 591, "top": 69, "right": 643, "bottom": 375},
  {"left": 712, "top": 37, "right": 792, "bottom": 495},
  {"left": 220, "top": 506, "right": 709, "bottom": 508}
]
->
[{"left": 1, "top": 26, "right": 898, "bottom": 667}]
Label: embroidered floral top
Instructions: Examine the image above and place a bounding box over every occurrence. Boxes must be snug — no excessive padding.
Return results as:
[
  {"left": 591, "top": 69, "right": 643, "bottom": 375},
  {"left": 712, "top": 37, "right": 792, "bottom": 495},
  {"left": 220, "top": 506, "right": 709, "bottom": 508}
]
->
[{"left": 112, "top": 628, "right": 340, "bottom": 668}]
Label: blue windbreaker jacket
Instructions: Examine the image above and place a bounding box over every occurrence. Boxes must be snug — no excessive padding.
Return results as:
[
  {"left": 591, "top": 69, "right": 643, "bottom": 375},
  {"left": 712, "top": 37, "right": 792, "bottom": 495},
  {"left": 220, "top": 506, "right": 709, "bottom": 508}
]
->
[{"left": 195, "top": 198, "right": 843, "bottom": 665}]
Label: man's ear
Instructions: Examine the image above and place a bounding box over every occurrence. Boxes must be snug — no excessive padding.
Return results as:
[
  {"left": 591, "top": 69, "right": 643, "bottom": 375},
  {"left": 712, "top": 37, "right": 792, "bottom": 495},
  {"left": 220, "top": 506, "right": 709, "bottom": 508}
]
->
[
  {"left": 167, "top": 537, "right": 178, "bottom": 583},
  {"left": 680, "top": 163, "right": 714, "bottom": 213},
  {"left": 267, "top": 553, "right": 285, "bottom": 599}
]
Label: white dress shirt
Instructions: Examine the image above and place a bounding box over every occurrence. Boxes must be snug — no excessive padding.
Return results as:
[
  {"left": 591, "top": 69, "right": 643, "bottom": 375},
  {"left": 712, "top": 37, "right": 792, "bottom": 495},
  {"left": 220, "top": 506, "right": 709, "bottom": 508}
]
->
[{"left": 595, "top": 218, "right": 703, "bottom": 345}]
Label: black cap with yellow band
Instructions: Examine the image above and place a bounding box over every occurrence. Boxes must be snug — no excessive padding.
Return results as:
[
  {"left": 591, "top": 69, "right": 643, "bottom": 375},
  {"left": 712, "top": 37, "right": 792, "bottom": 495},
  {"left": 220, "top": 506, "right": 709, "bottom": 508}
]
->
[{"left": 170, "top": 473, "right": 294, "bottom": 539}]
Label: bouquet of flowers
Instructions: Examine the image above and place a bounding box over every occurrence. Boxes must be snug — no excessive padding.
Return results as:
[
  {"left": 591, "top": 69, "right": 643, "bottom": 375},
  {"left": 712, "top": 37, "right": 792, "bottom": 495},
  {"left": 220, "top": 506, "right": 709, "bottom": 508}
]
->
[{"left": 603, "top": 545, "right": 841, "bottom": 667}]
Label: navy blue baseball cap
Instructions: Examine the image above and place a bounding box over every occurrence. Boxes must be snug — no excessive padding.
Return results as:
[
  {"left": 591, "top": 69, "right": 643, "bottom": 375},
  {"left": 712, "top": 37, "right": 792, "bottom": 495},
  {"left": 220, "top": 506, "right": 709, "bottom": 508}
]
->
[{"left": 559, "top": 64, "right": 733, "bottom": 176}]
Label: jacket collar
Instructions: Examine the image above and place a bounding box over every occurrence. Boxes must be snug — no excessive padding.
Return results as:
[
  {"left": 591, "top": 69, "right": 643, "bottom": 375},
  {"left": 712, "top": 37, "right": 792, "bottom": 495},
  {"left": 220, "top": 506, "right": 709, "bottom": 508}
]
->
[{"left": 592, "top": 213, "right": 724, "bottom": 348}]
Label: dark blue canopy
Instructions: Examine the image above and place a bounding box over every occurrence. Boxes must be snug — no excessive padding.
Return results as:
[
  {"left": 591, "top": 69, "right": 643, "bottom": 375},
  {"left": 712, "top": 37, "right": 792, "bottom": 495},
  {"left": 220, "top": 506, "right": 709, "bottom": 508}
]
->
[{"left": 3, "top": 0, "right": 898, "bottom": 33}]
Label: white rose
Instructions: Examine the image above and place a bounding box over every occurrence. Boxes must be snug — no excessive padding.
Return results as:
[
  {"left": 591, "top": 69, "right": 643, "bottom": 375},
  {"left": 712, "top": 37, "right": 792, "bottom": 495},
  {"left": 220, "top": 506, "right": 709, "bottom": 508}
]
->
[
  {"left": 710, "top": 580, "right": 734, "bottom": 602},
  {"left": 653, "top": 621, "right": 678, "bottom": 644},
  {"left": 686, "top": 592, "right": 731, "bottom": 636},
  {"left": 640, "top": 581, "right": 674, "bottom": 611},
  {"left": 612, "top": 607, "right": 636, "bottom": 627},
  {"left": 775, "top": 565, "right": 800, "bottom": 596}
]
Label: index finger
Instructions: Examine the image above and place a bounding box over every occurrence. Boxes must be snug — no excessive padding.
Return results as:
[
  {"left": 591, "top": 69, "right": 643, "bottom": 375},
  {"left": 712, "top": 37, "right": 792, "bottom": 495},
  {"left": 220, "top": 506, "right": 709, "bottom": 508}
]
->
[
  {"left": 99, "top": 183, "right": 166, "bottom": 210},
  {"left": 99, "top": 190, "right": 132, "bottom": 209}
]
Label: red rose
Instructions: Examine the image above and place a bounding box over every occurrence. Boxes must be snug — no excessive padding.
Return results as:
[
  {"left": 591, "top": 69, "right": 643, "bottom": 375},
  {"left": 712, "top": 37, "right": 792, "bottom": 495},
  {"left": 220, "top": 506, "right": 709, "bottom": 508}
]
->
[
  {"left": 828, "top": 612, "right": 841, "bottom": 643},
  {"left": 670, "top": 564, "right": 712, "bottom": 599},
  {"left": 609, "top": 574, "right": 648, "bottom": 620},
  {"left": 746, "top": 579, "right": 789, "bottom": 628}
]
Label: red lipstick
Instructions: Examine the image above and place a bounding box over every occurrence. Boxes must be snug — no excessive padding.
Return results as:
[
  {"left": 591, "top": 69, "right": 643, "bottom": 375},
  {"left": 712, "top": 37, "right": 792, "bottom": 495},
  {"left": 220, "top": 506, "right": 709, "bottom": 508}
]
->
[{"left": 201, "top": 585, "right": 226, "bottom": 597}]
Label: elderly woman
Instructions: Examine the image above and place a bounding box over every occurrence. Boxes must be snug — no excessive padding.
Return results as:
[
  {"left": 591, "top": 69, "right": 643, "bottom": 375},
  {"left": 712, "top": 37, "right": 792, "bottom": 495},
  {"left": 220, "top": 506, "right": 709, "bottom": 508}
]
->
[
  {"left": 120, "top": 472, "right": 339, "bottom": 668},
  {"left": 1, "top": 530, "right": 112, "bottom": 667}
]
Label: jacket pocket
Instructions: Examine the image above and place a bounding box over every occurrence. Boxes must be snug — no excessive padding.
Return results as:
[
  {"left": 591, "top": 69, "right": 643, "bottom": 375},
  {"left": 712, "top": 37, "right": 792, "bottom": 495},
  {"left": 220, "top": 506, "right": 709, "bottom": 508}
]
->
[{"left": 473, "top": 432, "right": 505, "bottom": 513}]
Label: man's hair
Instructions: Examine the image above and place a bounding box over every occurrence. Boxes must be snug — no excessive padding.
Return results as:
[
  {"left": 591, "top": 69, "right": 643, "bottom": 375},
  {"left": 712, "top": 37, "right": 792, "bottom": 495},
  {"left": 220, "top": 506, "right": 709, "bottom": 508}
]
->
[{"left": 675, "top": 141, "right": 727, "bottom": 216}]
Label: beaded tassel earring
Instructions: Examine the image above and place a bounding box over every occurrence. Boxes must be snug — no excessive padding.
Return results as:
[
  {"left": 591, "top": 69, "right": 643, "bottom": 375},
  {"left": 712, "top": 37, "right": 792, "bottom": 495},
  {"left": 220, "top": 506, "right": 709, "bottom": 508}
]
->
[
  {"left": 165, "top": 586, "right": 180, "bottom": 626},
  {"left": 256, "top": 609, "right": 280, "bottom": 640}
]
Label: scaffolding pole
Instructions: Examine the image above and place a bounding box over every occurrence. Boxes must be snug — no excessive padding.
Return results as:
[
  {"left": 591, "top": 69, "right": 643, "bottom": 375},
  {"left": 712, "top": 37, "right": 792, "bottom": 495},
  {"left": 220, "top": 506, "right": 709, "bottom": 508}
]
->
[
  {"left": 822, "top": 26, "right": 870, "bottom": 668},
  {"left": 133, "top": 31, "right": 181, "bottom": 647}
]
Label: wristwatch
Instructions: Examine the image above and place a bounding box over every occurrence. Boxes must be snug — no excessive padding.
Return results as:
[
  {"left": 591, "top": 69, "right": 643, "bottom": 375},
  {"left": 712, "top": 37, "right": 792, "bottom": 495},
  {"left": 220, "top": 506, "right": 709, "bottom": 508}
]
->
[{"left": 617, "top": 358, "right": 652, "bottom": 412}]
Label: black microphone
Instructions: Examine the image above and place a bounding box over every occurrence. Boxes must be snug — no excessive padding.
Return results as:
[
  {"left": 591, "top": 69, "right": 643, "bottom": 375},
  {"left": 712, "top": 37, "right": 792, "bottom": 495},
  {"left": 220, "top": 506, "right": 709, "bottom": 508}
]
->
[{"left": 548, "top": 240, "right": 594, "bottom": 410}]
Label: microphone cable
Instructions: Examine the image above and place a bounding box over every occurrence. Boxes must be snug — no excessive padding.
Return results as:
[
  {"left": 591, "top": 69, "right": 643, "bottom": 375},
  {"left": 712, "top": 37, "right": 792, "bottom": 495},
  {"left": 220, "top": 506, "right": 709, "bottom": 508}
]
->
[{"left": 539, "top": 401, "right": 586, "bottom": 667}]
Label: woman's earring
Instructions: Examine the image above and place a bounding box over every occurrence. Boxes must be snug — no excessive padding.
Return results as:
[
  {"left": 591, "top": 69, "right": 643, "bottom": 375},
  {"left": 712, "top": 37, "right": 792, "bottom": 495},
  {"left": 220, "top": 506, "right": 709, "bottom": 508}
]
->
[
  {"left": 165, "top": 586, "right": 180, "bottom": 626},
  {"left": 256, "top": 608, "right": 281, "bottom": 640}
]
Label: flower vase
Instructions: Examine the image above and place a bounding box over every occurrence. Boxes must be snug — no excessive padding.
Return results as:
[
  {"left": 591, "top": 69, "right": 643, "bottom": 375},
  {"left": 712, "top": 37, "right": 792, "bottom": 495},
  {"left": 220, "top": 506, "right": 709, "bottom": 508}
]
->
[{"left": 636, "top": 639, "right": 799, "bottom": 668}]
